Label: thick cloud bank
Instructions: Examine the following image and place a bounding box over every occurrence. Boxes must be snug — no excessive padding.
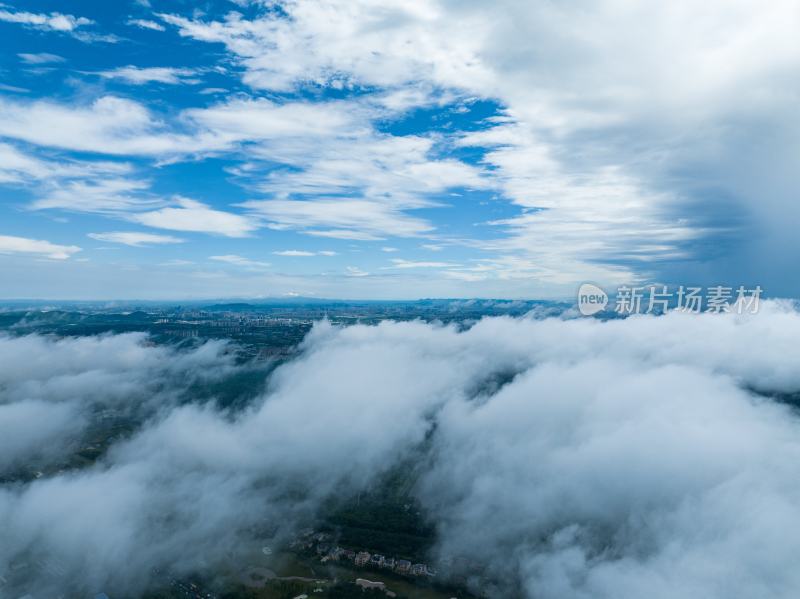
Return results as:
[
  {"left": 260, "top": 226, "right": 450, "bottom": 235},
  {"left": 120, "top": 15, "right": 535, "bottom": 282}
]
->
[
  {"left": 3, "top": 304, "right": 800, "bottom": 598},
  {"left": 0, "top": 333, "right": 238, "bottom": 473}
]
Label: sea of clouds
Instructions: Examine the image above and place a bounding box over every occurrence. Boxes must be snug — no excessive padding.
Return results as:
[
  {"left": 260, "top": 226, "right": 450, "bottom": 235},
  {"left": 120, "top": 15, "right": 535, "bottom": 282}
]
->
[{"left": 2, "top": 302, "right": 800, "bottom": 598}]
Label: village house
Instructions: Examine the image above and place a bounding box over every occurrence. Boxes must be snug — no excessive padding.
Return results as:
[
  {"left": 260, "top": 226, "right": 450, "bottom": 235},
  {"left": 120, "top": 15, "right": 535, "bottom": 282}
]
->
[
  {"left": 354, "top": 552, "right": 371, "bottom": 567},
  {"left": 395, "top": 560, "right": 411, "bottom": 574}
]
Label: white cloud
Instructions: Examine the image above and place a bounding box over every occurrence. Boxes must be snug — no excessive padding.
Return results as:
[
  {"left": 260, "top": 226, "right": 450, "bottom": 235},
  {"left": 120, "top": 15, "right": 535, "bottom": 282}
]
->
[
  {"left": 0, "top": 143, "right": 131, "bottom": 186},
  {"left": 185, "top": 97, "right": 364, "bottom": 143},
  {"left": 31, "top": 178, "right": 159, "bottom": 213},
  {"left": 273, "top": 250, "right": 314, "bottom": 257},
  {"left": 18, "top": 52, "right": 65, "bottom": 64},
  {"left": 307, "top": 229, "right": 386, "bottom": 241},
  {"left": 209, "top": 254, "right": 271, "bottom": 269},
  {"left": 0, "top": 143, "right": 54, "bottom": 184},
  {"left": 273, "top": 250, "right": 336, "bottom": 257},
  {"left": 0, "top": 96, "right": 197, "bottom": 156},
  {"left": 453, "top": 125, "right": 698, "bottom": 285},
  {"left": 5, "top": 306, "right": 800, "bottom": 596},
  {"left": 2, "top": 0, "right": 795, "bottom": 290},
  {"left": 130, "top": 197, "right": 258, "bottom": 238},
  {"left": 127, "top": 18, "right": 165, "bottom": 32},
  {"left": 0, "top": 399, "right": 80, "bottom": 471},
  {"left": 345, "top": 266, "right": 369, "bottom": 277},
  {"left": 156, "top": 0, "right": 800, "bottom": 289},
  {"left": 244, "top": 198, "right": 434, "bottom": 240},
  {"left": 0, "top": 94, "right": 488, "bottom": 254},
  {"left": 198, "top": 100, "right": 485, "bottom": 224},
  {"left": 157, "top": 4, "right": 488, "bottom": 92},
  {"left": 96, "top": 66, "right": 197, "bottom": 85},
  {"left": 0, "top": 7, "right": 116, "bottom": 42},
  {"left": 0, "top": 8, "right": 92, "bottom": 32},
  {"left": 0, "top": 234, "right": 81, "bottom": 259},
  {"left": 385, "top": 259, "right": 456, "bottom": 269},
  {"left": 0, "top": 95, "right": 488, "bottom": 260},
  {"left": 245, "top": 132, "right": 487, "bottom": 200},
  {"left": 0, "top": 332, "right": 237, "bottom": 473},
  {"left": 159, "top": 259, "right": 194, "bottom": 267},
  {"left": 0, "top": 95, "right": 375, "bottom": 158},
  {"left": 0, "top": 83, "right": 28, "bottom": 93},
  {"left": 87, "top": 231, "right": 185, "bottom": 247},
  {"left": 441, "top": 270, "right": 487, "bottom": 282}
]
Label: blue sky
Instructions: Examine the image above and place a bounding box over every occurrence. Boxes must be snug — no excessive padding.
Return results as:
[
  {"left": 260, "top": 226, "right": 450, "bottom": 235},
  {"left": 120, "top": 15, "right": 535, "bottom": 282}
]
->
[{"left": 0, "top": 0, "right": 797, "bottom": 299}]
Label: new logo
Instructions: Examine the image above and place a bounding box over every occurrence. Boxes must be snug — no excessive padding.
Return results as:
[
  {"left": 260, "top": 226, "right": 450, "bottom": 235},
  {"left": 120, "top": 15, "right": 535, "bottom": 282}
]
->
[{"left": 577, "top": 283, "right": 608, "bottom": 316}]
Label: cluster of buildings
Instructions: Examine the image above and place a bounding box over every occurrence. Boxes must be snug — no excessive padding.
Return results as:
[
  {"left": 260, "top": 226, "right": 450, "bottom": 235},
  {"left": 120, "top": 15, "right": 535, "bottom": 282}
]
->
[
  {"left": 350, "top": 552, "right": 433, "bottom": 578},
  {"left": 316, "top": 545, "right": 434, "bottom": 578},
  {"left": 291, "top": 530, "right": 437, "bottom": 580}
]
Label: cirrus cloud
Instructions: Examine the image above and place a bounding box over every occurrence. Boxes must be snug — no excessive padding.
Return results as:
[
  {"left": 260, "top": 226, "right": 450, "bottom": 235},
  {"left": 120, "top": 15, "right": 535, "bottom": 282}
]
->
[
  {"left": 0, "top": 234, "right": 81, "bottom": 260},
  {"left": 87, "top": 231, "right": 185, "bottom": 247}
]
